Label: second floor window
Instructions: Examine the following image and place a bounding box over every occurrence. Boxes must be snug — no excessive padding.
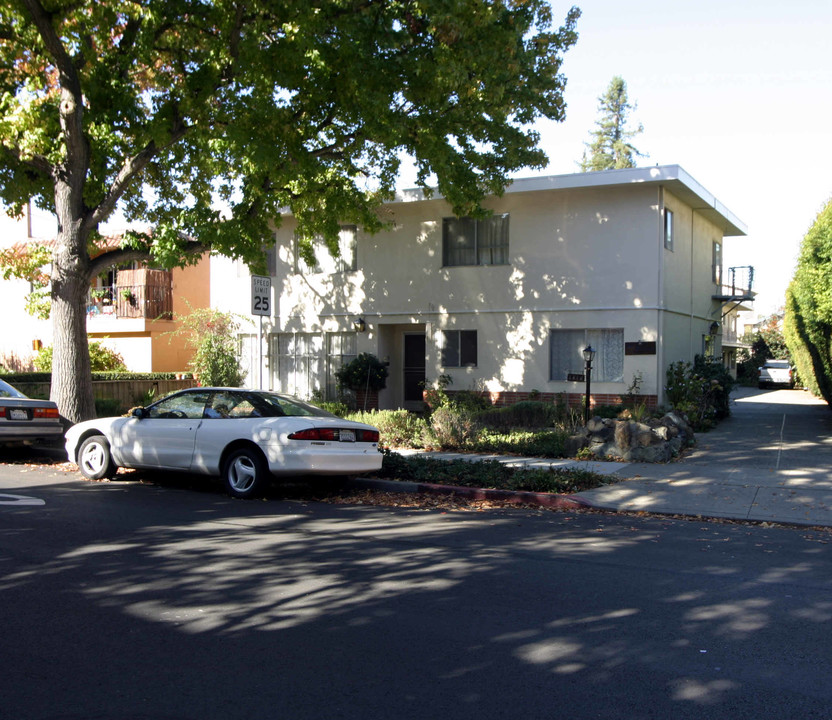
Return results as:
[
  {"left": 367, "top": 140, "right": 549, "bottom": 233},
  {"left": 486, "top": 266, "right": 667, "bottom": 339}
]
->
[
  {"left": 712, "top": 240, "right": 722, "bottom": 285},
  {"left": 295, "top": 225, "right": 357, "bottom": 274},
  {"left": 664, "top": 209, "right": 674, "bottom": 251},
  {"left": 442, "top": 214, "right": 509, "bottom": 266}
]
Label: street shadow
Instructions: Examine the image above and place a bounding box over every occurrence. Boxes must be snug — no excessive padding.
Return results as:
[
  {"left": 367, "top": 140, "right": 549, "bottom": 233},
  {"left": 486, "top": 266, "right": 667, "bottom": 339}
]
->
[{"left": 2, "top": 473, "right": 832, "bottom": 719}]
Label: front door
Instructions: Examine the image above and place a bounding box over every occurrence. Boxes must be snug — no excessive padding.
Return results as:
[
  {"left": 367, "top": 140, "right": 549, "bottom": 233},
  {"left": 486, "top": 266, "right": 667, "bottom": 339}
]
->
[{"left": 403, "top": 333, "right": 426, "bottom": 410}]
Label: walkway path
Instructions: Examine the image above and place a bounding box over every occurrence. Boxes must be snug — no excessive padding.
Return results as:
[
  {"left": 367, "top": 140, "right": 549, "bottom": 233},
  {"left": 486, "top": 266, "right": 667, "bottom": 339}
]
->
[{"left": 574, "top": 386, "right": 832, "bottom": 526}]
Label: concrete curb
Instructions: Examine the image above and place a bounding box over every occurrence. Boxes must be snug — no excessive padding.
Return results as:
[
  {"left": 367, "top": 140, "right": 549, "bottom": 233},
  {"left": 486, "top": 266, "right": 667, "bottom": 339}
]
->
[{"left": 342, "top": 476, "right": 592, "bottom": 511}]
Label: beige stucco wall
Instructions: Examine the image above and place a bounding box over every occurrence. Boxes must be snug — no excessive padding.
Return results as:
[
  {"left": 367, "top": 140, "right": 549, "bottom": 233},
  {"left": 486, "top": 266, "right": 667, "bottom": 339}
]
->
[
  {"left": 661, "top": 189, "right": 726, "bottom": 367},
  {"left": 210, "top": 183, "right": 683, "bottom": 403}
]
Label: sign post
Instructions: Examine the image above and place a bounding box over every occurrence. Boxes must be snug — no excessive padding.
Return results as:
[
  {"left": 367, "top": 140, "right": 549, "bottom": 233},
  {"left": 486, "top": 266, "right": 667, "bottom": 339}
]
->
[{"left": 251, "top": 275, "right": 271, "bottom": 389}]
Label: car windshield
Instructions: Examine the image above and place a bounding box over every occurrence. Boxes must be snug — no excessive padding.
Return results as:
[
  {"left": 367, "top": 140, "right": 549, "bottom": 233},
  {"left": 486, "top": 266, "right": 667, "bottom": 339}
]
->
[
  {"left": 765, "top": 360, "right": 790, "bottom": 368},
  {"left": 0, "top": 379, "right": 27, "bottom": 399}
]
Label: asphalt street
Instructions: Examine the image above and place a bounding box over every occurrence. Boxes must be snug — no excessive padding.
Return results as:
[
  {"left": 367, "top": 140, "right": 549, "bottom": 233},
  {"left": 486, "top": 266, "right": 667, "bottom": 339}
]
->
[{"left": 2, "top": 464, "right": 832, "bottom": 720}]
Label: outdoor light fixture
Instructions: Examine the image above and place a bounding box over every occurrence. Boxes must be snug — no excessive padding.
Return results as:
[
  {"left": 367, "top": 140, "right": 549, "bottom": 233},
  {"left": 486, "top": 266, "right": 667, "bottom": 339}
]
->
[
  {"left": 582, "top": 346, "right": 595, "bottom": 425},
  {"left": 353, "top": 317, "right": 367, "bottom": 333},
  {"left": 709, "top": 321, "right": 720, "bottom": 335}
]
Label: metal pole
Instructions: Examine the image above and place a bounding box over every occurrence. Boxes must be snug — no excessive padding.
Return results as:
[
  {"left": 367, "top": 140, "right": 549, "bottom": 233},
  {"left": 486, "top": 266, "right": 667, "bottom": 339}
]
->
[
  {"left": 584, "top": 358, "right": 592, "bottom": 425},
  {"left": 258, "top": 315, "right": 263, "bottom": 390}
]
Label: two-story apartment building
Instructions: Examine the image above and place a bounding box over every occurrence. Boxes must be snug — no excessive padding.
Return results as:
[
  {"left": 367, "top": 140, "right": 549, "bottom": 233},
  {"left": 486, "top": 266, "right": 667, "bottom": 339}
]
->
[{"left": 212, "top": 164, "right": 750, "bottom": 409}]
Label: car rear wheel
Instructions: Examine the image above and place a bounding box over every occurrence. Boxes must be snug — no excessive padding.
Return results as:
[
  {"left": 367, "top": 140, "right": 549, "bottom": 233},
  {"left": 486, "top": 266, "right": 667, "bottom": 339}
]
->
[
  {"left": 222, "top": 447, "right": 269, "bottom": 499},
  {"left": 77, "top": 435, "right": 118, "bottom": 480}
]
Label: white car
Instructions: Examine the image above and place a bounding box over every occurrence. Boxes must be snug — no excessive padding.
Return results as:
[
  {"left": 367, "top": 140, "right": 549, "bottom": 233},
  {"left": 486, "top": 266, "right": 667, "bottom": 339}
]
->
[
  {"left": 0, "top": 378, "right": 63, "bottom": 446},
  {"left": 758, "top": 359, "right": 794, "bottom": 389},
  {"left": 65, "top": 388, "right": 382, "bottom": 498}
]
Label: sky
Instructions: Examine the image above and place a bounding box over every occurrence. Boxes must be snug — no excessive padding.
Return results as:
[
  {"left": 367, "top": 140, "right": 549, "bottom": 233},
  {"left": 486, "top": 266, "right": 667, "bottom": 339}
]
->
[{"left": 508, "top": 0, "right": 832, "bottom": 316}]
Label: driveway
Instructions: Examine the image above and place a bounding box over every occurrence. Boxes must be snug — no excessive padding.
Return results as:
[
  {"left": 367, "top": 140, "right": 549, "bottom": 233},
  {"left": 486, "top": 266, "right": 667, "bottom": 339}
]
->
[{"left": 574, "top": 387, "right": 832, "bottom": 525}]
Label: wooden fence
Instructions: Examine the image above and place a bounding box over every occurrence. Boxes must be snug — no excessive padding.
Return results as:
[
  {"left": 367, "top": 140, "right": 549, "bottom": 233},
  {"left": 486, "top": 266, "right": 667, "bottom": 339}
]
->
[{"left": 14, "top": 378, "right": 196, "bottom": 413}]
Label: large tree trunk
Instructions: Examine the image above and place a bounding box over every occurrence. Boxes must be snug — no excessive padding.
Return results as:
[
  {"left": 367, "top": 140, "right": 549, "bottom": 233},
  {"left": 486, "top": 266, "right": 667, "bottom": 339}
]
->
[
  {"left": 50, "top": 269, "right": 94, "bottom": 424},
  {"left": 50, "top": 183, "right": 95, "bottom": 424}
]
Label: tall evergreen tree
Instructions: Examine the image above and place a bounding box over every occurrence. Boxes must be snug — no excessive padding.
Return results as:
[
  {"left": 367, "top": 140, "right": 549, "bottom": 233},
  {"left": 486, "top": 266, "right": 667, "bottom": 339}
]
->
[
  {"left": 784, "top": 196, "right": 832, "bottom": 403},
  {"left": 580, "top": 76, "right": 645, "bottom": 171}
]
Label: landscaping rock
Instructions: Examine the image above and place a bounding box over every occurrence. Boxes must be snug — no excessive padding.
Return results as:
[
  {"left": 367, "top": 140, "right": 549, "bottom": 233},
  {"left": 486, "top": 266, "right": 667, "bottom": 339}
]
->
[{"left": 581, "top": 412, "right": 695, "bottom": 462}]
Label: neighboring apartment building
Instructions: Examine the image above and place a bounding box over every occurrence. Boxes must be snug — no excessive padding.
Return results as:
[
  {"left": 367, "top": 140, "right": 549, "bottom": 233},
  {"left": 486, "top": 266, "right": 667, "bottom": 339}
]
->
[
  {"left": 212, "top": 165, "right": 750, "bottom": 409},
  {"left": 84, "top": 238, "right": 211, "bottom": 372},
  {"left": 0, "top": 207, "right": 208, "bottom": 372}
]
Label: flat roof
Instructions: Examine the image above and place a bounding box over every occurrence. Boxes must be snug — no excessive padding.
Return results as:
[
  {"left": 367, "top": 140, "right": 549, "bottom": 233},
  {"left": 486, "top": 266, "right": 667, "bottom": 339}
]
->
[{"left": 396, "top": 164, "right": 747, "bottom": 237}]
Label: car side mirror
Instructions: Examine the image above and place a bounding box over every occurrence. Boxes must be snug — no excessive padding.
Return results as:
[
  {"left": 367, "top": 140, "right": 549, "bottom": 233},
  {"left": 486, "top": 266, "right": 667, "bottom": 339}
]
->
[{"left": 131, "top": 407, "right": 148, "bottom": 419}]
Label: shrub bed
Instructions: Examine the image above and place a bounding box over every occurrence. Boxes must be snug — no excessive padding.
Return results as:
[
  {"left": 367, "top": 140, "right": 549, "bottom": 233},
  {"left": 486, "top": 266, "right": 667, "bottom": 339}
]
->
[{"left": 376, "top": 451, "right": 610, "bottom": 495}]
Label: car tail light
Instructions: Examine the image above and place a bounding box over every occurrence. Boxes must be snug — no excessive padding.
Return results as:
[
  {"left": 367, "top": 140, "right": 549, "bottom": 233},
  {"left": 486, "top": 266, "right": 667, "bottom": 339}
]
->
[
  {"left": 288, "top": 428, "right": 379, "bottom": 443},
  {"left": 33, "top": 407, "right": 59, "bottom": 419},
  {"left": 288, "top": 428, "right": 339, "bottom": 441}
]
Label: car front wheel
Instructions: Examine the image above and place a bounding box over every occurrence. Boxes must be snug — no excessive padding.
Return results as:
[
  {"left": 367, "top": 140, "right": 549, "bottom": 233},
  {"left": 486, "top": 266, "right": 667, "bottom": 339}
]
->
[
  {"left": 222, "top": 447, "right": 269, "bottom": 499},
  {"left": 77, "top": 435, "right": 118, "bottom": 480}
]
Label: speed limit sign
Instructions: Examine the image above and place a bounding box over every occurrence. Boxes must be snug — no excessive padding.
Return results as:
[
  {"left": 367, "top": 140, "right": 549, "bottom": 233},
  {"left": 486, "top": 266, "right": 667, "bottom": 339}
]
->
[{"left": 251, "top": 275, "right": 271, "bottom": 316}]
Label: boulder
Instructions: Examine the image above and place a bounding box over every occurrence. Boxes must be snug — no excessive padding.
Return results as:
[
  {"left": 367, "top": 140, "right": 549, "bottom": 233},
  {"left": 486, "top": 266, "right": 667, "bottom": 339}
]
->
[{"left": 579, "top": 412, "right": 695, "bottom": 462}]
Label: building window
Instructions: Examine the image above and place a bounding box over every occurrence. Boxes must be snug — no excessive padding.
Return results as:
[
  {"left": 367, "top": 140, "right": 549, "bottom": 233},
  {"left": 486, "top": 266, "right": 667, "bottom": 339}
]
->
[
  {"left": 442, "top": 214, "right": 509, "bottom": 266},
  {"left": 326, "top": 332, "right": 357, "bottom": 399},
  {"left": 549, "top": 329, "right": 625, "bottom": 383},
  {"left": 237, "top": 240, "right": 276, "bottom": 278},
  {"left": 441, "top": 330, "right": 477, "bottom": 367},
  {"left": 273, "top": 333, "right": 323, "bottom": 400},
  {"left": 295, "top": 225, "right": 357, "bottom": 274},
  {"left": 712, "top": 240, "right": 722, "bottom": 285},
  {"left": 664, "top": 209, "right": 674, "bottom": 251}
]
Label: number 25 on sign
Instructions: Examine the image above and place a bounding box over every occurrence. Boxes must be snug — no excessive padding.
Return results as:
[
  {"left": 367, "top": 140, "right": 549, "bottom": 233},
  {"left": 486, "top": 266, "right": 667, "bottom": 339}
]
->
[{"left": 251, "top": 275, "right": 271, "bottom": 317}]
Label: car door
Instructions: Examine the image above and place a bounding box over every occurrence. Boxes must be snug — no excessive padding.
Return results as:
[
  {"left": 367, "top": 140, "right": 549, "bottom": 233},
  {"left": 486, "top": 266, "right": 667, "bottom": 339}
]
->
[{"left": 116, "top": 391, "right": 209, "bottom": 469}]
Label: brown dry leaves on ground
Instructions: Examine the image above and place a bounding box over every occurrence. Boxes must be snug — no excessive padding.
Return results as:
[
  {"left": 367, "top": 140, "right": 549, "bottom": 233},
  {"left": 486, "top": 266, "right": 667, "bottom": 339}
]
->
[{"left": 320, "top": 488, "right": 557, "bottom": 513}]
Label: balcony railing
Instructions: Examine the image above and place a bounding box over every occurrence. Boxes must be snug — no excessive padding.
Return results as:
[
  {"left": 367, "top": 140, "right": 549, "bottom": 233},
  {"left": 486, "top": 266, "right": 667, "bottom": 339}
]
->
[
  {"left": 714, "top": 265, "right": 754, "bottom": 302},
  {"left": 86, "top": 283, "right": 173, "bottom": 320}
]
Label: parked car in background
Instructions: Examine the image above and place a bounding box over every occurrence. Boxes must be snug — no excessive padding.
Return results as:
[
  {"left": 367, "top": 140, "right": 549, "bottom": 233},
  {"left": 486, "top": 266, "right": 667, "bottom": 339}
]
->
[
  {"left": 758, "top": 359, "right": 794, "bottom": 389},
  {"left": 0, "top": 379, "right": 63, "bottom": 445},
  {"left": 65, "top": 387, "right": 382, "bottom": 498}
]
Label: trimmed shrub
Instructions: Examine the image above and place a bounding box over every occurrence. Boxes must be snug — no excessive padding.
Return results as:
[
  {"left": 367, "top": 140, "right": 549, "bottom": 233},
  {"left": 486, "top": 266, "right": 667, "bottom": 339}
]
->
[
  {"left": 345, "top": 409, "right": 427, "bottom": 448},
  {"left": 427, "top": 405, "right": 480, "bottom": 449},
  {"left": 319, "top": 401, "right": 351, "bottom": 417},
  {"left": 476, "top": 401, "right": 561, "bottom": 431},
  {"left": 472, "top": 429, "right": 567, "bottom": 457}
]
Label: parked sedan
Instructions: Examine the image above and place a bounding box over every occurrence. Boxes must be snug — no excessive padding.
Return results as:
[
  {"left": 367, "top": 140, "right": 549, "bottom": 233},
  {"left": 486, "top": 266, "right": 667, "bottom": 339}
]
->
[
  {"left": 65, "top": 388, "right": 382, "bottom": 498},
  {"left": 0, "top": 379, "right": 63, "bottom": 446}
]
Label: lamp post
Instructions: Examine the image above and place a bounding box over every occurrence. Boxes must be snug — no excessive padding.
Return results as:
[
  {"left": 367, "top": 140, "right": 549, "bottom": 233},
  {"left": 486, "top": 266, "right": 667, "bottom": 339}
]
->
[{"left": 582, "top": 346, "right": 596, "bottom": 425}]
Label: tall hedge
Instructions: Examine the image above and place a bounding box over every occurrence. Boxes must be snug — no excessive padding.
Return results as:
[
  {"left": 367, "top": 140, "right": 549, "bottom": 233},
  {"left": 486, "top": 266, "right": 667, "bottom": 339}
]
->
[{"left": 784, "top": 197, "right": 832, "bottom": 404}]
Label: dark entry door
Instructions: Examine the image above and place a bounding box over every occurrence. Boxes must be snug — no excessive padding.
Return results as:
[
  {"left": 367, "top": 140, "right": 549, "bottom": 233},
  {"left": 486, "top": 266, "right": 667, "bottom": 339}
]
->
[{"left": 403, "top": 333, "right": 426, "bottom": 406}]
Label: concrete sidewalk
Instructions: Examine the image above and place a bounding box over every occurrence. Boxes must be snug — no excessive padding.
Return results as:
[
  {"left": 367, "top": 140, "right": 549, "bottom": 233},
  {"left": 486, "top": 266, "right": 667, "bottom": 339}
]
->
[
  {"left": 385, "top": 387, "right": 832, "bottom": 527},
  {"left": 574, "top": 387, "right": 832, "bottom": 527}
]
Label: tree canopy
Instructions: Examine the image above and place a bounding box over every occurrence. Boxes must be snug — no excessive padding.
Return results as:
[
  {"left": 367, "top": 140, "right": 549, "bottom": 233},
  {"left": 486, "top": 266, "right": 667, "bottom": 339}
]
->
[
  {"left": 0, "top": 0, "right": 580, "bottom": 422},
  {"left": 579, "top": 75, "right": 644, "bottom": 172},
  {"left": 784, "top": 196, "right": 832, "bottom": 403}
]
